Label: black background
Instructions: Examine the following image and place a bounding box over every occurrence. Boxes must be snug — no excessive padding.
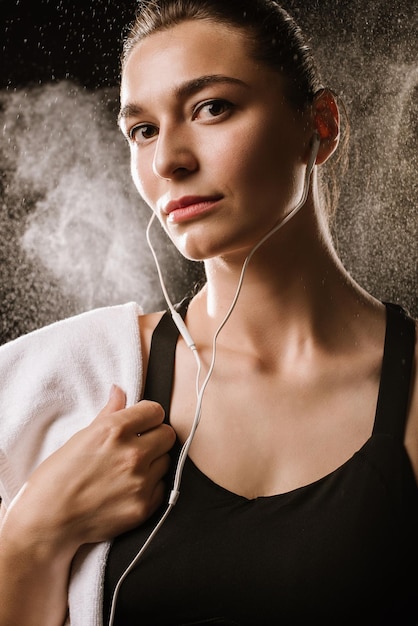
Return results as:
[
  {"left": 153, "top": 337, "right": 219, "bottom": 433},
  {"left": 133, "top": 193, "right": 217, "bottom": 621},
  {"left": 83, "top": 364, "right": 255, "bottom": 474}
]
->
[
  {"left": 2, "top": 1, "right": 416, "bottom": 88},
  {"left": 1, "top": 0, "right": 417, "bottom": 343}
]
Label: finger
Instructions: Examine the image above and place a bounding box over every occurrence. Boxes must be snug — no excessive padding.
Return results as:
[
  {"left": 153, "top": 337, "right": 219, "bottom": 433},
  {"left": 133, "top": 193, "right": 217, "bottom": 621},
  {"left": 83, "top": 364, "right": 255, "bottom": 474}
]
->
[
  {"left": 147, "top": 452, "right": 172, "bottom": 485},
  {"left": 148, "top": 480, "right": 167, "bottom": 517},
  {"left": 99, "top": 385, "right": 127, "bottom": 416},
  {"left": 123, "top": 400, "right": 166, "bottom": 436},
  {"left": 136, "top": 423, "right": 176, "bottom": 461}
]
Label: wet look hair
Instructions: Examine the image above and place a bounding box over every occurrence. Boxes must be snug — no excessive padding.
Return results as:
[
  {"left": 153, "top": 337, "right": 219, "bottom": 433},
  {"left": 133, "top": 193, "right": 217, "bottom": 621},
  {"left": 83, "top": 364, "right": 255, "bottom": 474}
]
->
[{"left": 122, "top": 0, "right": 324, "bottom": 111}]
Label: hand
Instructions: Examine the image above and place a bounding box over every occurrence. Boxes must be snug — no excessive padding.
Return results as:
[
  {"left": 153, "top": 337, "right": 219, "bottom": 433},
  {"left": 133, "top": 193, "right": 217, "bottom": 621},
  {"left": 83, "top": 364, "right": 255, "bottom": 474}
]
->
[{"left": 4, "top": 385, "right": 176, "bottom": 559}]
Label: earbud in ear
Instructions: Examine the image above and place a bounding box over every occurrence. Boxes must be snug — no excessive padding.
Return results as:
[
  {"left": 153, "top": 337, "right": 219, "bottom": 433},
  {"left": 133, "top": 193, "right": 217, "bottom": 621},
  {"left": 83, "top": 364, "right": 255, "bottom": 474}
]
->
[
  {"left": 314, "top": 115, "right": 331, "bottom": 139},
  {"left": 307, "top": 132, "right": 321, "bottom": 169},
  {"left": 311, "top": 89, "right": 340, "bottom": 165}
]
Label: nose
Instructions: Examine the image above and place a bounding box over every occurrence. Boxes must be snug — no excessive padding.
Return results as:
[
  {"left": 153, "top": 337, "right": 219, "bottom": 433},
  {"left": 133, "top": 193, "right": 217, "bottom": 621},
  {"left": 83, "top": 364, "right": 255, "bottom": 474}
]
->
[{"left": 152, "top": 126, "right": 198, "bottom": 180}]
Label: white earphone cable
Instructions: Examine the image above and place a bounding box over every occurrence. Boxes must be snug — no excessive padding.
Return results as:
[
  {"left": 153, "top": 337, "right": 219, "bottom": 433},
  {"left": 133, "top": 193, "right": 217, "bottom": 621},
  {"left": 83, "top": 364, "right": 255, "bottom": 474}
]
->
[{"left": 107, "top": 134, "right": 320, "bottom": 625}]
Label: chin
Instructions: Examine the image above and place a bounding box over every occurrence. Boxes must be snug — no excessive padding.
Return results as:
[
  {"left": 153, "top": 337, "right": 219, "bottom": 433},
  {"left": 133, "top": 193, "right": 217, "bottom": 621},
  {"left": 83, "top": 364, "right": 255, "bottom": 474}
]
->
[
  {"left": 177, "top": 247, "right": 210, "bottom": 263},
  {"left": 170, "top": 233, "right": 212, "bottom": 263}
]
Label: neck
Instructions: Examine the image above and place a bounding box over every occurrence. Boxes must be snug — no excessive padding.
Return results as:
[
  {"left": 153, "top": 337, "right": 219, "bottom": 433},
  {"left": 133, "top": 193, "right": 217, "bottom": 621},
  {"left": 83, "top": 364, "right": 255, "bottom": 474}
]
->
[{"left": 188, "top": 199, "right": 380, "bottom": 356}]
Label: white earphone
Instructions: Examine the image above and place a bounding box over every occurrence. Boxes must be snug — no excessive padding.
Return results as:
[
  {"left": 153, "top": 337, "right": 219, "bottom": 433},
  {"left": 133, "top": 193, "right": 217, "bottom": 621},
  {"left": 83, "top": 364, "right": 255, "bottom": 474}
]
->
[{"left": 107, "top": 132, "right": 321, "bottom": 626}]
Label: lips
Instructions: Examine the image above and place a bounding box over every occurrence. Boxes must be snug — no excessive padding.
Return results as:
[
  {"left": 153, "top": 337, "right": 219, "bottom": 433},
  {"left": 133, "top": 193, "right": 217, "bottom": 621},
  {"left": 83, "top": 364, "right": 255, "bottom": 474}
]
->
[
  {"left": 163, "top": 195, "right": 223, "bottom": 215},
  {"left": 162, "top": 194, "right": 223, "bottom": 224}
]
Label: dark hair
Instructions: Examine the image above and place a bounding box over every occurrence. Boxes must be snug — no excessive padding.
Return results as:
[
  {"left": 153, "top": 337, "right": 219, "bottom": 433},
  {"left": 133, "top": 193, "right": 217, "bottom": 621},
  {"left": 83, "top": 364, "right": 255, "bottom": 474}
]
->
[
  {"left": 122, "top": 0, "right": 323, "bottom": 111},
  {"left": 122, "top": 0, "right": 348, "bottom": 217}
]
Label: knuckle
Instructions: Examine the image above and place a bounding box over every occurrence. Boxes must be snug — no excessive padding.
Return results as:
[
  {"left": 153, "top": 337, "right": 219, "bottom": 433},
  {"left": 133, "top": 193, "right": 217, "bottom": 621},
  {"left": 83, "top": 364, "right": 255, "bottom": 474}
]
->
[
  {"left": 152, "top": 481, "right": 166, "bottom": 509},
  {"left": 161, "top": 423, "right": 177, "bottom": 445},
  {"left": 132, "top": 488, "right": 158, "bottom": 523},
  {"left": 139, "top": 499, "right": 156, "bottom": 522},
  {"left": 123, "top": 480, "right": 167, "bottom": 527},
  {"left": 125, "top": 500, "right": 149, "bottom": 527},
  {"left": 124, "top": 446, "right": 147, "bottom": 471},
  {"left": 139, "top": 400, "right": 165, "bottom": 421}
]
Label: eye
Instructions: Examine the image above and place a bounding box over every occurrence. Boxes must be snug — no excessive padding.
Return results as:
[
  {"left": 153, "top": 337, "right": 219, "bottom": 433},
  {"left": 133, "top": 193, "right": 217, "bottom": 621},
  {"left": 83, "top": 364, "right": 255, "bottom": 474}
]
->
[
  {"left": 128, "top": 123, "right": 159, "bottom": 145},
  {"left": 192, "top": 99, "right": 233, "bottom": 121}
]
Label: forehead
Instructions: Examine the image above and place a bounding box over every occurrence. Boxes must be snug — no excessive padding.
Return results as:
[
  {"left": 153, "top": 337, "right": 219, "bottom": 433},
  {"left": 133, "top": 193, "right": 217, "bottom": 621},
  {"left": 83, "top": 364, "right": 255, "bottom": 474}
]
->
[{"left": 120, "top": 20, "right": 261, "bottom": 103}]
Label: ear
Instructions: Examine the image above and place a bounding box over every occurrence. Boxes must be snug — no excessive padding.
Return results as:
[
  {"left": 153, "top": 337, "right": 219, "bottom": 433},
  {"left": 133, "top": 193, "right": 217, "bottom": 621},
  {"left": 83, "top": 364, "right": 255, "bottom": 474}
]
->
[{"left": 312, "top": 89, "right": 340, "bottom": 165}]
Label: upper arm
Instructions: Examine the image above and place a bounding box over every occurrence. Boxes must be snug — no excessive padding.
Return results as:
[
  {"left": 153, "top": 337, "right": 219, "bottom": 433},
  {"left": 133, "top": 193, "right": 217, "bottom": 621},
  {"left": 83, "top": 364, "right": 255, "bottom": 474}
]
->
[{"left": 405, "top": 319, "right": 418, "bottom": 483}]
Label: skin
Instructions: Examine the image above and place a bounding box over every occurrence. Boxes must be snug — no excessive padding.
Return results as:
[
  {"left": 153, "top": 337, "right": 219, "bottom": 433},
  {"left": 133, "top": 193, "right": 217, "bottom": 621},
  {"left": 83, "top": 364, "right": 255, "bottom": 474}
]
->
[
  {"left": 0, "top": 17, "right": 417, "bottom": 626},
  {"left": 121, "top": 20, "right": 418, "bottom": 496},
  {"left": 0, "top": 389, "right": 176, "bottom": 625}
]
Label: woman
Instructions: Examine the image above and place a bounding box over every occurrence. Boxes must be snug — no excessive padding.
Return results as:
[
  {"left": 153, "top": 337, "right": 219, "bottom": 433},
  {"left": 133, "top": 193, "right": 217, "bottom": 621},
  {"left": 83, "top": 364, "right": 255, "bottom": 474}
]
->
[{"left": 0, "top": 1, "right": 417, "bottom": 624}]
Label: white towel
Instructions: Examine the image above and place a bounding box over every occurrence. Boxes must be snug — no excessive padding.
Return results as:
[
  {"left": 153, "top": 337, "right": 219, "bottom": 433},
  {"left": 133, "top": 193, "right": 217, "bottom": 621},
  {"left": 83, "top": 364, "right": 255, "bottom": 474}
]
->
[{"left": 0, "top": 302, "right": 143, "bottom": 625}]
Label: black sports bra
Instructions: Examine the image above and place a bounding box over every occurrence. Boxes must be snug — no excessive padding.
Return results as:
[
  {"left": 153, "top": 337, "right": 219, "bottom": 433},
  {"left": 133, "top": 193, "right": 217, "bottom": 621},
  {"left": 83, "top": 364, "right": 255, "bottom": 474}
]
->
[{"left": 103, "top": 302, "right": 418, "bottom": 625}]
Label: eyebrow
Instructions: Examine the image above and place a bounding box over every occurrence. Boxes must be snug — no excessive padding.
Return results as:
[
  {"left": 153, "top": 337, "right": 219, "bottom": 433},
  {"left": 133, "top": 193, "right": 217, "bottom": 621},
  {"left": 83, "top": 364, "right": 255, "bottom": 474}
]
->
[{"left": 118, "top": 74, "right": 248, "bottom": 124}]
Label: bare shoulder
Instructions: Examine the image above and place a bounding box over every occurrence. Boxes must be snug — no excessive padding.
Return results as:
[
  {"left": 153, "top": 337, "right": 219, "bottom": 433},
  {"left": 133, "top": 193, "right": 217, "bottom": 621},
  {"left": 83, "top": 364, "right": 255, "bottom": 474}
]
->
[
  {"left": 405, "top": 318, "right": 418, "bottom": 482},
  {"left": 138, "top": 311, "right": 165, "bottom": 375},
  {"left": 0, "top": 503, "right": 6, "bottom": 526}
]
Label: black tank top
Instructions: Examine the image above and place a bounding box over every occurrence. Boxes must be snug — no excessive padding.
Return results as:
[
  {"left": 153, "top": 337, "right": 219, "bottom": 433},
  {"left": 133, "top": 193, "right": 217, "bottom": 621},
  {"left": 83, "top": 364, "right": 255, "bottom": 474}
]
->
[{"left": 103, "top": 302, "right": 418, "bottom": 625}]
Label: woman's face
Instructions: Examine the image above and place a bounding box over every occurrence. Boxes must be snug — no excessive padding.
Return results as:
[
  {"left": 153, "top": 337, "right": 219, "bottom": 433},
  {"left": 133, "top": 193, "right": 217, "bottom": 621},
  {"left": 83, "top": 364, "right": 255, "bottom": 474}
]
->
[{"left": 119, "top": 19, "right": 312, "bottom": 261}]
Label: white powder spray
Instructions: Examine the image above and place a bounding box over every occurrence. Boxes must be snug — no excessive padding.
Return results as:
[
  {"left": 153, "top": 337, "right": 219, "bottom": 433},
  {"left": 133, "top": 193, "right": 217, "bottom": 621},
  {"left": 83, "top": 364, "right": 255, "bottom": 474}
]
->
[
  {"left": 0, "top": 82, "right": 197, "bottom": 341},
  {"left": 0, "top": 2, "right": 417, "bottom": 342}
]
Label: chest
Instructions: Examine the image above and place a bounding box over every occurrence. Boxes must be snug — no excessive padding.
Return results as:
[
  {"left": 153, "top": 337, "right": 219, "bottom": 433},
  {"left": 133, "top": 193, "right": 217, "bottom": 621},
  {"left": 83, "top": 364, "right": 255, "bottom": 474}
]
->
[
  {"left": 105, "top": 434, "right": 418, "bottom": 625},
  {"left": 169, "top": 345, "right": 380, "bottom": 498}
]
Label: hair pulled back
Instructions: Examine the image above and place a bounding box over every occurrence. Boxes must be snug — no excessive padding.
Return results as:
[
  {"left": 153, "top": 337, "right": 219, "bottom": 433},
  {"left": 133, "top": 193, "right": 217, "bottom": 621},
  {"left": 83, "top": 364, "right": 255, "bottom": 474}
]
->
[
  {"left": 122, "top": 0, "right": 323, "bottom": 112},
  {"left": 122, "top": 0, "right": 348, "bottom": 218}
]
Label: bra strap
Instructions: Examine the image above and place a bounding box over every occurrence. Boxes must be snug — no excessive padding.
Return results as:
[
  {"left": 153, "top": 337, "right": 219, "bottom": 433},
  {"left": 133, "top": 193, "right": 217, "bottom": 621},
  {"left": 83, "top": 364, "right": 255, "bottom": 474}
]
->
[
  {"left": 142, "top": 302, "right": 185, "bottom": 420},
  {"left": 373, "top": 302, "right": 416, "bottom": 439},
  {"left": 144, "top": 300, "right": 416, "bottom": 439}
]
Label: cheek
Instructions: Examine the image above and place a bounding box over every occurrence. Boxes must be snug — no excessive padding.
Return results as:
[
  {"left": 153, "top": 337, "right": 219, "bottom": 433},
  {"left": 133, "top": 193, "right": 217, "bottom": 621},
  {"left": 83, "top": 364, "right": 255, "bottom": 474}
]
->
[
  {"left": 204, "top": 126, "right": 264, "bottom": 185},
  {"left": 130, "top": 151, "right": 154, "bottom": 206},
  {"left": 214, "top": 122, "right": 298, "bottom": 201}
]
